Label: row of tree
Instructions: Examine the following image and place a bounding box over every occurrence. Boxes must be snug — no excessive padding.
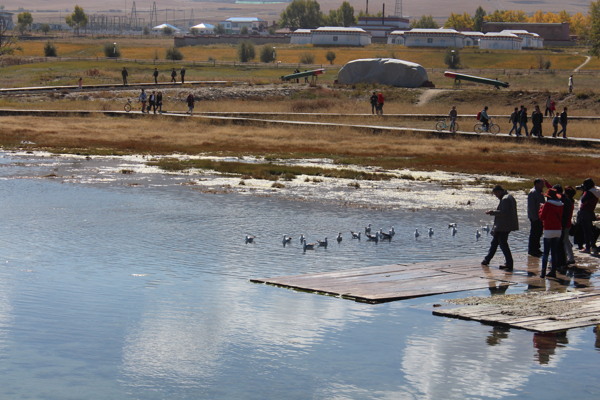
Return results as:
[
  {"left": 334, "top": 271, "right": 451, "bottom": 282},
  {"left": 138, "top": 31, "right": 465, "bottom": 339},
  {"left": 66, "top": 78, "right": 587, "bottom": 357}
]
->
[{"left": 279, "top": 0, "right": 357, "bottom": 30}]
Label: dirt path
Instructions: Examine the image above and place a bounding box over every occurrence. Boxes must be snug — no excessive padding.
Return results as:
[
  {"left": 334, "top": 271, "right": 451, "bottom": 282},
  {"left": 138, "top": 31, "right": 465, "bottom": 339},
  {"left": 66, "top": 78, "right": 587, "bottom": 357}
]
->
[
  {"left": 574, "top": 55, "right": 591, "bottom": 73},
  {"left": 416, "top": 89, "right": 452, "bottom": 106}
]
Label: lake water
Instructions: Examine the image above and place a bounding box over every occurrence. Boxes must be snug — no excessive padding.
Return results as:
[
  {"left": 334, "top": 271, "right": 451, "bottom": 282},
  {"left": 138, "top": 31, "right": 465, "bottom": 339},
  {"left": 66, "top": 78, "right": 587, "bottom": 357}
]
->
[{"left": 0, "top": 152, "right": 598, "bottom": 400}]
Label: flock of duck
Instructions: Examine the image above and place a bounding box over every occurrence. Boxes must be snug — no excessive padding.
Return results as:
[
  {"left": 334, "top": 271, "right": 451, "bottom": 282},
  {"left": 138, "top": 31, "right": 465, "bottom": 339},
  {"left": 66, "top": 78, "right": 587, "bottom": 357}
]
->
[{"left": 245, "top": 223, "right": 492, "bottom": 252}]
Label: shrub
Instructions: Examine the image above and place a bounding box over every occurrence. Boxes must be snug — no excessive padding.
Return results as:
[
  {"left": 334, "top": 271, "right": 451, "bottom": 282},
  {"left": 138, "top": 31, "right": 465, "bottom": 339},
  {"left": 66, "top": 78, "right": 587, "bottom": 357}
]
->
[
  {"left": 325, "top": 50, "right": 336, "bottom": 64},
  {"left": 43, "top": 42, "right": 57, "bottom": 57},
  {"left": 103, "top": 43, "right": 120, "bottom": 58},
  {"left": 299, "top": 52, "right": 315, "bottom": 64},
  {"left": 238, "top": 41, "right": 255, "bottom": 62},
  {"left": 166, "top": 47, "right": 183, "bottom": 60},
  {"left": 162, "top": 26, "right": 174, "bottom": 35},
  {"left": 260, "top": 45, "right": 276, "bottom": 63},
  {"left": 444, "top": 48, "right": 461, "bottom": 69}
]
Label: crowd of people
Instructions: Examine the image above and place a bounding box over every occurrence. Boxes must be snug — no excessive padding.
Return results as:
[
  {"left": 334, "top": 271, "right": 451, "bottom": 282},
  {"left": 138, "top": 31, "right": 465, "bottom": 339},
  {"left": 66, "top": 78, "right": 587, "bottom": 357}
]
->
[{"left": 482, "top": 178, "right": 599, "bottom": 279}]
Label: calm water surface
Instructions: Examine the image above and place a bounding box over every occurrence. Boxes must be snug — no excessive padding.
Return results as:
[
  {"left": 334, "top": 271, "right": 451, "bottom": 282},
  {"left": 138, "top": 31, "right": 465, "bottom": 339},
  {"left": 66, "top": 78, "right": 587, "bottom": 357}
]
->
[{"left": 0, "top": 153, "right": 598, "bottom": 400}]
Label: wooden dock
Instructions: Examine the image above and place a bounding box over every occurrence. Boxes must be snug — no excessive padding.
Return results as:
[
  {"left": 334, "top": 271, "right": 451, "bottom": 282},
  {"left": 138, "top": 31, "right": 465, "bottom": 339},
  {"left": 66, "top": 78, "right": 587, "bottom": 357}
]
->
[
  {"left": 252, "top": 253, "right": 600, "bottom": 331},
  {"left": 433, "top": 292, "right": 600, "bottom": 333}
]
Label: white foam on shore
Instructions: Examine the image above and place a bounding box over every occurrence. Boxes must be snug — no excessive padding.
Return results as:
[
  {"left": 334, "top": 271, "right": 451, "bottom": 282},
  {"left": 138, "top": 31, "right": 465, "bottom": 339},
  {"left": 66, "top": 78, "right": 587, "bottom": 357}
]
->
[{"left": 3, "top": 151, "right": 527, "bottom": 210}]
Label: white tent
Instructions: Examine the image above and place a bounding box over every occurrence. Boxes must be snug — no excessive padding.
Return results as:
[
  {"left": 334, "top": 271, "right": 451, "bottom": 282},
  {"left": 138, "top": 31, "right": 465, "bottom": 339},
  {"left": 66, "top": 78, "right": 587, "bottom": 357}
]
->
[
  {"left": 190, "top": 23, "right": 215, "bottom": 34},
  {"left": 152, "top": 23, "right": 181, "bottom": 32},
  {"left": 337, "top": 58, "right": 429, "bottom": 88}
]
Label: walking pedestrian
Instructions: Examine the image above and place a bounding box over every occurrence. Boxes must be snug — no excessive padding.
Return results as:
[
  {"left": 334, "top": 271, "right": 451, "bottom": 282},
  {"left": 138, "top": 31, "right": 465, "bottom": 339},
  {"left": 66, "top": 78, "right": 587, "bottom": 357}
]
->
[
  {"left": 370, "top": 92, "right": 378, "bottom": 115},
  {"left": 186, "top": 93, "right": 195, "bottom": 115},
  {"left": 171, "top": 68, "right": 177, "bottom": 83},
  {"left": 545, "top": 96, "right": 553, "bottom": 116},
  {"left": 552, "top": 113, "right": 560, "bottom": 137},
  {"left": 518, "top": 105, "right": 529, "bottom": 136},
  {"left": 156, "top": 91, "right": 163, "bottom": 113},
  {"left": 508, "top": 107, "right": 519, "bottom": 135},
  {"left": 531, "top": 105, "right": 543, "bottom": 137},
  {"left": 149, "top": 91, "right": 156, "bottom": 114},
  {"left": 528, "top": 178, "right": 548, "bottom": 257},
  {"left": 481, "top": 185, "right": 519, "bottom": 271},
  {"left": 121, "top": 67, "right": 128, "bottom": 86},
  {"left": 568, "top": 75, "right": 574, "bottom": 93},
  {"left": 376, "top": 92, "right": 384, "bottom": 115},
  {"left": 78, "top": 77, "right": 83, "bottom": 89},
  {"left": 449, "top": 105, "right": 458, "bottom": 133},
  {"left": 557, "top": 107, "right": 568, "bottom": 138},
  {"left": 153, "top": 68, "right": 159, "bottom": 84},
  {"left": 539, "top": 188, "right": 564, "bottom": 278},
  {"left": 139, "top": 88, "right": 147, "bottom": 113},
  {"left": 180, "top": 67, "right": 186, "bottom": 84}
]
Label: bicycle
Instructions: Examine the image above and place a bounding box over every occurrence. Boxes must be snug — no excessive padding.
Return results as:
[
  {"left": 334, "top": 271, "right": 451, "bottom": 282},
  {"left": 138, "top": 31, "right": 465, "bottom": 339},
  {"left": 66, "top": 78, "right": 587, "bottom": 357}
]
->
[
  {"left": 435, "top": 119, "right": 459, "bottom": 132},
  {"left": 474, "top": 119, "right": 500, "bottom": 134},
  {"left": 124, "top": 98, "right": 133, "bottom": 112}
]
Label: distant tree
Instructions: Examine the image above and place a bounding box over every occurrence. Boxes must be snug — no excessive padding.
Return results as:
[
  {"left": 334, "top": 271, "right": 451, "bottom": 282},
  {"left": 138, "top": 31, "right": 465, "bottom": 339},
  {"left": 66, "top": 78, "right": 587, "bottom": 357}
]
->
[
  {"left": 17, "top": 12, "right": 33, "bottom": 34},
  {"left": 570, "top": 12, "right": 590, "bottom": 41},
  {"left": 40, "top": 23, "right": 51, "bottom": 35},
  {"left": 325, "top": 50, "right": 336, "bottom": 64},
  {"left": 103, "top": 42, "right": 121, "bottom": 58},
  {"left": 66, "top": 5, "right": 88, "bottom": 36},
  {"left": 590, "top": 1, "right": 600, "bottom": 57},
  {"left": 0, "top": 18, "right": 20, "bottom": 55},
  {"left": 473, "top": 6, "right": 486, "bottom": 31},
  {"left": 259, "top": 45, "right": 276, "bottom": 63},
  {"left": 162, "top": 26, "right": 174, "bottom": 35},
  {"left": 299, "top": 52, "right": 314, "bottom": 64},
  {"left": 325, "top": 1, "right": 356, "bottom": 26},
  {"left": 214, "top": 24, "right": 226, "bottom": 34},
  {"left": 279, "top": 0, "right": 323, "bottom": 30},
  {"left": 44, "top": 41, "right": 57, "bottom": 57},
  {"left": 444, "top": 12, "right": 474, "bottom": 30},
  {"left": 166, "top": 47, "right": 183, "bottom": 60},
  {"left": 410, "top": 15, "right": 439, "bottom": 29},
  {"left": 143, "top": 25, "right": 150, "bottom": 35},
  {"left": 240, "top": 26, "right": 249, "bottom": 34},
  {"left": 190, "top": 27, "right": 198, "bottom": 35},
  {"left": 444, "top": 48, "right": 461, "bottom": 69},
  {"left": 238, "top": 41, "right": 255, "bottom": 62}
]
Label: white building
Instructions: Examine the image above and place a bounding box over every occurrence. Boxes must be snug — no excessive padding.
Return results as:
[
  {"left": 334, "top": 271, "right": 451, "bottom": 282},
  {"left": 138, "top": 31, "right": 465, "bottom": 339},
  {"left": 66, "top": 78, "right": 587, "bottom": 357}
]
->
[
  {"left": 190, "top": 23, "right": 215, "bottom": 34},
  {"left": 152, "top": 23, "right": 181, "bottom": 33},
  {"left": 479, "top": 32, "right": 523, "bottom": 50},
  {"left": 290, "top": 29, "right": 313, "bottom": 45},
  {"left": 290, "top": 27, "right": 371, "bottom": 46},
  {"left": 221, "top": 17, "right": 267, "bottom": 34},
  {"left": 401, "top": 28, "right": 465, "bottom": 48},
  {"left": 461, "top": 31, "right": 484, "bottom": 47},
  {"left": 387, "top": 30, "right": 405, "bottom": 45},
  {"left": 501, "top": 30, "right": 543, "bottom": 48}
]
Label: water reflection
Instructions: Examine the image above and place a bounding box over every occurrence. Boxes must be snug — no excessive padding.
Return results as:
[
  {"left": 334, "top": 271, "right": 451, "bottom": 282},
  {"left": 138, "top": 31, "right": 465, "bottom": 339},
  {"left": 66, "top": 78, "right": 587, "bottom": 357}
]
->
[{"left": 533, "top": 331, "right": 569, "bottom": 365}]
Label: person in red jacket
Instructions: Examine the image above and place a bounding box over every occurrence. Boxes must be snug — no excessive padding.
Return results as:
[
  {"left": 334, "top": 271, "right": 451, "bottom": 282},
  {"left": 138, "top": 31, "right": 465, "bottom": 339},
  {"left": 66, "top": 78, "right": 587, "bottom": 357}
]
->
[{"left": 539, "top": 188, "right": 564, "bottom": 278}]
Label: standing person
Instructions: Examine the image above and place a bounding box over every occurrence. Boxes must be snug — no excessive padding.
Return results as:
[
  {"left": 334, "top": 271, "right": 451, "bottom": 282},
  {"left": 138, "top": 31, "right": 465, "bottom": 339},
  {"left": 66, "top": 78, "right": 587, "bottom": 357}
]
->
[
  {"left": 508, "top": 107, "right": 519, "bottom": 136},
  {"left": 560, "top": 185, "right": 576, "bottom": 266},
  {"left": 481, "top": 185, "right": 519, "bottom": 271},
  {"left": 449, "top": 105, "right": 458, "bottom": 133},
  {"left": 171, "top": 68, "right": 177, "bottom": 83},
  {"left": 545, "top": 96, "right": 553, "bottom": 116},
  {"left": 539, "top": 188, "right": 564, "bottom": 278},
  {"left": 479, "top": 106, "right": 490, "bottom": 132},
  {"left": 156, "top": 91, "right": 163, "bottom": 113},
  {"left": 552, "top": 113, "right": 560, "bottom": 137},
  {"left": 557, "top": 107, "right": 568, "bottom": 139},
  {"left": 186, "top": 93, "right": 195, "bottom": 115},
  {"left": 149, "top": 91, "right": 156, "bottom": 114},
  {"left": 376, "top": 92, "right": 384, "bottom": 115},
  {"left": 139, "top": 88, "right": 147, "bottom": 113},
  {"left": 568, "top": 75, "right": 574, "bottom": 93},
  {"left": 577, "top": 178, "right": 599, "bottom": 253},
  {"left": 293, "top": 69, "right": 300, "bottom": 83},
  {"left": 528, "top": 178, "right": 548, "bottom": 257},
  {"left": 550, "top": 99, "right": 556, "bottom": 116},
  {"left": 153, "top": 68, "right": 159, "bottom": 84},
  {"left": 531, "top": 105, "right": 543, "bottom": 137},
  {"left": 78, "top": 77, "right": 83, "bottom": 89},
  {"left": 518, "top": 105, "right": 529, "bottom": 136},
  {"left": 121, "top": 67, "right": 128, "bottom": 86},
  {"left": 180, "top": 67, "right": 186, "bottom": 84},
  {"left": 370, "top": 91, "right": 378, "bottom": 115}
]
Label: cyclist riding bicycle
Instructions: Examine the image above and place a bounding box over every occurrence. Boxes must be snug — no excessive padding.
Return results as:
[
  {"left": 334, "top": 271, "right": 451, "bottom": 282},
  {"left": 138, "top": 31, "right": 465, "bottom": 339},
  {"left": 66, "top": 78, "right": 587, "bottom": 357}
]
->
[{"left": 479, "top": 106, "right": 490, "bottom": 132}]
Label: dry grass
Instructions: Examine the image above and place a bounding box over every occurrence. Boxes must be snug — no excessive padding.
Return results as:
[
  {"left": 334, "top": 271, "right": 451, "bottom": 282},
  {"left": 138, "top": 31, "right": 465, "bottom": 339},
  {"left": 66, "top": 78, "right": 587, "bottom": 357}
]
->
[{"left": 0, "top": 114, "right": 597, "bottom": 188}]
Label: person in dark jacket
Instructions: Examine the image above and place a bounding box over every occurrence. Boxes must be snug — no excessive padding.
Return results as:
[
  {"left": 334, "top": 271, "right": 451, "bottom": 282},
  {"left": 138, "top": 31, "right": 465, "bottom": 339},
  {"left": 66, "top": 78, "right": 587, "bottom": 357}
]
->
[
  {"left": 508, "top": 107, "right": 519, "bottom": 136},
  {"left": 577, "top": 178, "right": 599, "bottom": 253},
  {"left": 180, "top": 67, "right": 186, "bottom": 84},
  {"left": 171, "top": 68, "right": 177, "bottom": 83},
  {"left": 556, "top": 107, "right": 568, "bottom": 139},
  {"left": 527, "top": 178, "right": 547, "bottom": 257},
  {"left": 153, "top": 68, "right": 159, "bottom": 84},
  {"left": 531, "top": 105, "right": 544, "bottom": 137},
  {"left": 517, "top": 105, "right": 529, "bottom": 136},
  {"left": 370, "top": 92, "right": 378, "bottom": 114},
  {"left": 481, "top": 185, "right": 519, "bottom": 271}
]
